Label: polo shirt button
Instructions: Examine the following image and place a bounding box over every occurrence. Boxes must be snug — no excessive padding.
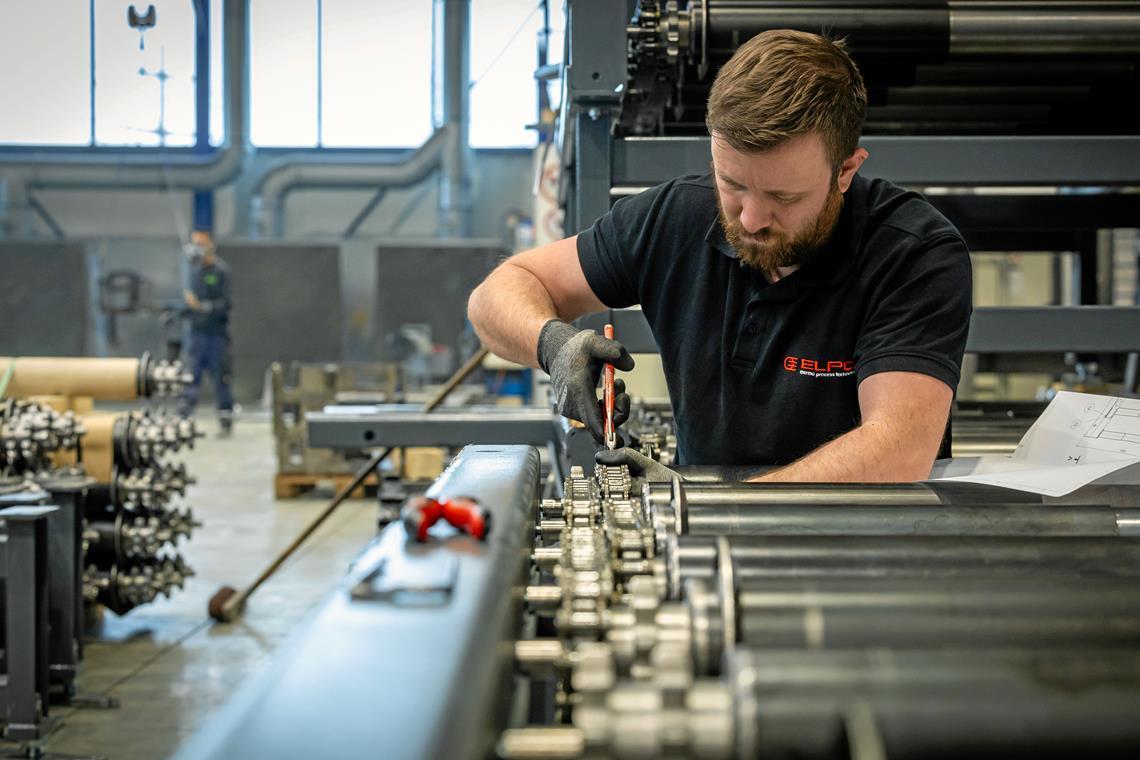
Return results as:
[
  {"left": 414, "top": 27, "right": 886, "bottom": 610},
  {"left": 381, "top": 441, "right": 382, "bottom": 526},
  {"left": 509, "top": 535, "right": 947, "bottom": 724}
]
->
[{"left": 745, "top": 322, "right": 758, "bottom": 335}]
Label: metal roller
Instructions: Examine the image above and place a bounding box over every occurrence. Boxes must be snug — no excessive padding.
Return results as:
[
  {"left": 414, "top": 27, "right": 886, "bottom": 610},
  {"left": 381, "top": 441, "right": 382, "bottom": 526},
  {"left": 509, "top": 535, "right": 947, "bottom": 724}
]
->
[
  {"left": 702, "top": 0, "right": 952, "bottom": 57},
  {"left": 733, "top": 577, "right": 1140, "bottom": 650},
  {"left": 950, "top": 0, "right": 1140, "bottom": 55},
  {"left": 727, "top": 647, "right": 1140, "bottom": 690},
  {"left": 650, "top": 481, "right": 942, "bottom": 507},
  {"left": 687, "top": 1, "right": 1140, "bottom": 60},
  {"left": 673, "top": 535, "right": 1140, "bottom": 586},
  {"left": 644, "top": 479, "right": 1042, "bottom": 510},
  {"left": 682, "top": 503, "right": 1140, "bottom": 537},
  {"left": 730, "top": 649, "right": 1140, "bottom": 760}
]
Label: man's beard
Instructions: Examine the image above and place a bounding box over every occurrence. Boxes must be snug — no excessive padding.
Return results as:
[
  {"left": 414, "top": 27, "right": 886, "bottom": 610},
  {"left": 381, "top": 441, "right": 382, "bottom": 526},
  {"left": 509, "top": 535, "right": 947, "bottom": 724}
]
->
[{"left": 718, "top": 183, "right": 844, "bottom": 272}]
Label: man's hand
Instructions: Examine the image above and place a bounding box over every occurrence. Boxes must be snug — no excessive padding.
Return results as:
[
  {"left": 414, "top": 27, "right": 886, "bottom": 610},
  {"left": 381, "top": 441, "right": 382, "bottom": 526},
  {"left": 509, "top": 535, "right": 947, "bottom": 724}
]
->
[
  {"left": 183, "top": 290, "right": 202, "bottom": 311},
  {"left": 596, "top": 447, "right": 681, "bottom": 482},
  {"left": 538, "top": 319, "right": 634, "bottom": 443}
]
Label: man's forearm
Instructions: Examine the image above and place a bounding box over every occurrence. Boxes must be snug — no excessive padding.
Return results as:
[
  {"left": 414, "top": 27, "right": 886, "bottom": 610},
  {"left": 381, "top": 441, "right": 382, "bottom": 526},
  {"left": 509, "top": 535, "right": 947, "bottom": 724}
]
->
[
  {"left": 751, "top": 419, "right": 937, "bottom": 483},
  {"left": 468, "top": 263, "right": 559, "bottom": 367}
]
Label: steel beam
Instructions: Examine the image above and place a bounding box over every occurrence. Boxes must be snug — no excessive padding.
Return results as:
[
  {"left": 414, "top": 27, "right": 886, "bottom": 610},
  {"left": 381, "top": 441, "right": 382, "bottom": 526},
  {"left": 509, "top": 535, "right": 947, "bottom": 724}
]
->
[
  {"left": 305, "top": 406, "right": 562, "bottom": 450},
  {"left": 579, "top": 306, "right": 1140, "bottom": 354},
  {"left": 967, "top": 306, "right": 1140, "bottom": 353},
  {"left": 612, "top": 136, "right": 1140, "bottom": 187},
  {"left": 174, "top": 446, "right": 541, "bottom": 760}
]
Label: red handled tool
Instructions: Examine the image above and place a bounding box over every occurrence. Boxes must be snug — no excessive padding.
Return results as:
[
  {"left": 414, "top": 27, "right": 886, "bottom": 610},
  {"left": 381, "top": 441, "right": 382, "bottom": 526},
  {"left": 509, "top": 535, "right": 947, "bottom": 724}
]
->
[
  {"left": 603, "top": 323, "right": 617, "bottom": 449},
  {"left": 402, "top": 495, "right": 491, "bottom": 542}
]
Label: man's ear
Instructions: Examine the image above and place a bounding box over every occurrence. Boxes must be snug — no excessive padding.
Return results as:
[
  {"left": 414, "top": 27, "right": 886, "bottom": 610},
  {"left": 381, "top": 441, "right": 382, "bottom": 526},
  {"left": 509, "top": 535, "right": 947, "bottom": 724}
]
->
[{"left": 836, "top": 147, "right": 869, "bottom": 193}]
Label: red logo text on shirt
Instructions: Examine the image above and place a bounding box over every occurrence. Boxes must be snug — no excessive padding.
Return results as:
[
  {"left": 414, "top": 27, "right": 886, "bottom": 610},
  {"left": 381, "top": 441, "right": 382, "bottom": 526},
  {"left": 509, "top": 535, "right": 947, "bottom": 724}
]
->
[{"left": 783, "top": 355, "right": 855, "bottom": 378}]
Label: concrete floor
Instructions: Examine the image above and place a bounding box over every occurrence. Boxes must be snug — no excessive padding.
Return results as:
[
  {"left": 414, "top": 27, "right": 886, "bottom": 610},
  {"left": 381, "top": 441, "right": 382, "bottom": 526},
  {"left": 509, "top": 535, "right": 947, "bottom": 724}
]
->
[{"left": 25, "top": 417, "right": 379, "bottom": 760}]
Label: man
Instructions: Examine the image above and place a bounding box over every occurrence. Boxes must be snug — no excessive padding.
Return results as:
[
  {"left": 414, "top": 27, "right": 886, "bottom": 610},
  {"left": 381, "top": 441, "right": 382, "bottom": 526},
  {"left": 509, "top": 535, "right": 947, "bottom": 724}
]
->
[
  {"left": 468, "top": 30, "right": 972, "bottom": 482},
  {"left": 178, "top": 229, "right": 235, "bottom": 435}
]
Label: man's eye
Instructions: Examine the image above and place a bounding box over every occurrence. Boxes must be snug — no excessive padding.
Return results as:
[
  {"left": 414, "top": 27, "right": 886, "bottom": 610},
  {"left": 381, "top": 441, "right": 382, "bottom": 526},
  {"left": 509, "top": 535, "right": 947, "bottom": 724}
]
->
[{"left": 775, "top": 195, "right": 798, "bottom": 204}]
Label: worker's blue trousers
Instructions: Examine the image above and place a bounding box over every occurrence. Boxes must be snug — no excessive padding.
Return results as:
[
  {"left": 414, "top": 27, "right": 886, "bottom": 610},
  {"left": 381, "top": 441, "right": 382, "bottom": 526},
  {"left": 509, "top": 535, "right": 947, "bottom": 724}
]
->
[{"left": 178, "top": 331, "right": 234, "bottom": 420}]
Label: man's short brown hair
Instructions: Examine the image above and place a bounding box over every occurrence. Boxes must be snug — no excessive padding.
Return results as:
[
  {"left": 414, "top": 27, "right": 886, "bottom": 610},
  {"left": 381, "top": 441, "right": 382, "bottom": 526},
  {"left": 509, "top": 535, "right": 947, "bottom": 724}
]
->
[{"left": 706, "top": 30, "right": 867, "bottom": 169}]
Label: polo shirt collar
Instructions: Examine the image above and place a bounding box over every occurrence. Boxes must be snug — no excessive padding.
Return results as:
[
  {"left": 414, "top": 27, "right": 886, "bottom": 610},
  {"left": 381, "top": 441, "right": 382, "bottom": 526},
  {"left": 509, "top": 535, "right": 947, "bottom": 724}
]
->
[{"left": 704, "top": 215, "right": 737, "bottom": 259}]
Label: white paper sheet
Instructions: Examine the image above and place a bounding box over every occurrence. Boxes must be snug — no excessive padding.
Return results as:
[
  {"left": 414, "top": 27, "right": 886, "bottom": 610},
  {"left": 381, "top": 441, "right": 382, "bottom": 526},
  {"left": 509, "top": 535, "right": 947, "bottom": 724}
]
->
[{"left": 932, "top": 391, "right": 1140, "bottom": 497}]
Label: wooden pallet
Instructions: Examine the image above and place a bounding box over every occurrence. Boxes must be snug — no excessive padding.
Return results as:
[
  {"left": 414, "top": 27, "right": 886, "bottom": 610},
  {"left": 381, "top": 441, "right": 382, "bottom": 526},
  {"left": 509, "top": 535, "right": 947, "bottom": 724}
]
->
[{"left": 273, "top": 471, "right": 378, "bottom": 500}]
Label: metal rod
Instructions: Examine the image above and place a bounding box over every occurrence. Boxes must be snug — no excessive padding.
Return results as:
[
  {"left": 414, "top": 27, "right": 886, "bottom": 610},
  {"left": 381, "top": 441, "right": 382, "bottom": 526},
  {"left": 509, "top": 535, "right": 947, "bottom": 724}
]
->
[
  {"left": 422, "top": 346, "right": 489, "bottom": 413},
  {"left": 683, "top": 503, "right": 1137, "bottom": 538},
  {"left": 645, "top": 480, "right": 1043, "bottom": 509},
  {"left": 342, "top": 187, "right": 386, "bottom": 238}
]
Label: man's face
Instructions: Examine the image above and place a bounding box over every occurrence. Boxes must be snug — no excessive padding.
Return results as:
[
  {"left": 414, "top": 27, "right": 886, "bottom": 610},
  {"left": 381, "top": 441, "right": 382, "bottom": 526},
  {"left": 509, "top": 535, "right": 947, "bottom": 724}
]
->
[
  {"left": 711, "top": 132, "right": 844, "bottom": 272},
  {"left": 187, "top": 230, "right": 216, "bottom": 265}
]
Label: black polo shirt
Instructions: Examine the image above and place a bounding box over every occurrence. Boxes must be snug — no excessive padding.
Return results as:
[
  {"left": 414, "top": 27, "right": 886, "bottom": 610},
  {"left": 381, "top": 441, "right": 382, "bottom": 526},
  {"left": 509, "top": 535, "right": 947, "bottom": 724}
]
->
[{"left": 577, "top": 172, "right": 972, "bottom": 466}]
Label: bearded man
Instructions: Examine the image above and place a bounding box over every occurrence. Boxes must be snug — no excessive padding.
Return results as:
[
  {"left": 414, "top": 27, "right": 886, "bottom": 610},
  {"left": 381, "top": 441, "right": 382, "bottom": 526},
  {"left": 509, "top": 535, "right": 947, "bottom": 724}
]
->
[{"left": 467, "top": 29, "right": 972, "bottom": 482}]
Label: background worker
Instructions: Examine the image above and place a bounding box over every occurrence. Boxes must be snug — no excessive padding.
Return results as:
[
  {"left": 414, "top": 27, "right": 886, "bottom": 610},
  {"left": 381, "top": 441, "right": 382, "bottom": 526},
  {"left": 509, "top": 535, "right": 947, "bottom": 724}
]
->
[{"left": 178, "top": 229, "right": 235, "bottom": 435}]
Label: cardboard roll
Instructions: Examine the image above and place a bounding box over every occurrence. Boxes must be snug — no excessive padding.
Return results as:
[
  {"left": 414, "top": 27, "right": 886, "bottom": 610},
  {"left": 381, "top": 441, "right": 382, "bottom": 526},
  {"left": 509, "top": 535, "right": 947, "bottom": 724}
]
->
[
  {"left": 0, "top": 353, "right": 189, "bottom": 400},
  {"left": 56, "top": 412, "right": 199, "bottom": 483}
]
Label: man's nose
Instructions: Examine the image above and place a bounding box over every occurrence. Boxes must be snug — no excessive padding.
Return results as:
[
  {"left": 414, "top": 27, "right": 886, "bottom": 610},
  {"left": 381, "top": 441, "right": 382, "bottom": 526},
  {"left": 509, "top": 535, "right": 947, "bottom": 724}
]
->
[{"left": 738, "top": 198, "right": 773, "bottom": 234}]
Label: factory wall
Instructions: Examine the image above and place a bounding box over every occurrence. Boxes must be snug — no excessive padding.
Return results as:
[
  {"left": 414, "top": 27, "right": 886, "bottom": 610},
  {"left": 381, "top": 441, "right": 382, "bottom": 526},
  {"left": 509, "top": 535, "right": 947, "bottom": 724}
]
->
[{"left": 1, "top": 151, "right": 533, "bottom": 403}]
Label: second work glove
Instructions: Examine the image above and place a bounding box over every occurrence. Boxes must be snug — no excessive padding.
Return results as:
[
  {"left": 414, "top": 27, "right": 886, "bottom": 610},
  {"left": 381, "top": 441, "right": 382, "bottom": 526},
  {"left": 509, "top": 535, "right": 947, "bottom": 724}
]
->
[{"left": 538, "top": 319, "right": 635, "bottom": 444}]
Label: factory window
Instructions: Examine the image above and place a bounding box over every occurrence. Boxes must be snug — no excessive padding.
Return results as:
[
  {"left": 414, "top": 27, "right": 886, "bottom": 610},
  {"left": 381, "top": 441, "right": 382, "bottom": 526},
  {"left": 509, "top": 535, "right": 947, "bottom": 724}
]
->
[
  {"left": 0, "top": 0, "right": 224, "bottom": 147},
  {"left": 94, "top": 0, "right": 196, "bottom": 146},
  {"left": 470, "top": 0, "right": 563, "bottom": 149},
  {"left": 209, "top": 0, "right": 224, "bottom": 144},
  {"left": 248, "top": 0, "right": 557, "bottom": 149},
  {"left": 250, "top": 0, "right": 433, "bottom": 148},
  {"left": 0, "top": 1, "right": 92, "bottom": 145}
]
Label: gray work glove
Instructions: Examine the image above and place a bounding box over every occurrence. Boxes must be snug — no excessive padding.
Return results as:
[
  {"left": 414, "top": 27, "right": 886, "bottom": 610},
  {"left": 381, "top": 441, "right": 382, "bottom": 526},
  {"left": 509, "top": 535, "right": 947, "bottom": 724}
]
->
[
  {"left": 538, "top": 319, "right": 635, "bottom": 444},
  {"left": 595, "top": 447, "right": 682, "bottom": 482}
]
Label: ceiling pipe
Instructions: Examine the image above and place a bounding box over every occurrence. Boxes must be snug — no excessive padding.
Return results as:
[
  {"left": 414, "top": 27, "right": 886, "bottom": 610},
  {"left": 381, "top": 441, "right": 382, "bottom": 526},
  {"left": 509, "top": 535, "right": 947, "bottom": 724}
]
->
[
  {"left": 0, "top": 0, "right": 249, "bottom": 190},
  {"left": 437, "top": 0, "right": 473, "bottom": 237},
  {"left": 0, "top": 173, "right": 24, "bottom": 238},
  {"left": 248, "top": 126, "right": 454, "bottom": 238}
]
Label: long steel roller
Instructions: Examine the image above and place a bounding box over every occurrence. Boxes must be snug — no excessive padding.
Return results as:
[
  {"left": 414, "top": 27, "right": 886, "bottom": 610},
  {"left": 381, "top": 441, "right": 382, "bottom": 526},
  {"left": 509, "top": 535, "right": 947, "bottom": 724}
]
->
[
  {"left": 697, "top": 1, "right": 1140, "bottom": 57},
  {"left": 675, "top": 535, "right": 1140, "bottom": 581},
  {"left": 644, "top": 480, "right": 1043, "bottom": 509},
  {"left": 732, "top": 577, "right": 1140, "bottom": 649},
  {"left": 683, "top": 503, "right": 1140, "bottom": 537},
  {"left": 732, "top": 648, "right": 1140, "bottom": 760}
]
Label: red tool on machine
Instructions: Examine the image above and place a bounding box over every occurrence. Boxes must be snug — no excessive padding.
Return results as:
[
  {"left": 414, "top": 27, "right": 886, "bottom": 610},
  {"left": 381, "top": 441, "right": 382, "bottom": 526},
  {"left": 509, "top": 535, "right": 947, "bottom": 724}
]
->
[
  {"left": 401, "top": 495, "right": 491, "bottom": 542},
  {"left": 603, "top": 323, "right": 617, "bottom": 450}
]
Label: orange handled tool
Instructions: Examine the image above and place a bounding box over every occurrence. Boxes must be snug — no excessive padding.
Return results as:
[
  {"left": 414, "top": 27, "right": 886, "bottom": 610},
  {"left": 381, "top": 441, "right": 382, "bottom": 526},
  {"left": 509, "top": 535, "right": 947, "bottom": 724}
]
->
[{"left": 603, "top": 323, "right": 616, "bottom": 450}]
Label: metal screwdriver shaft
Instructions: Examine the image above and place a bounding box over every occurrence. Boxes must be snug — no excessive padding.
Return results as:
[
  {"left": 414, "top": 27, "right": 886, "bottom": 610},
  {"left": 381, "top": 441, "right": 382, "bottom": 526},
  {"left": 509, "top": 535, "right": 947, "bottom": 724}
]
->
[{"left": 603, "top": 323, "right": 616, "bottom": 450}]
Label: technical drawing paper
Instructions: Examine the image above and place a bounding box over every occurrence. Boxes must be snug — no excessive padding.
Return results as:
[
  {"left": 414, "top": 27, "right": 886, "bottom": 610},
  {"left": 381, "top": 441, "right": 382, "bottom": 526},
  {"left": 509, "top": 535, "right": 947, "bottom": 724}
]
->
[{"left": 932, "top": 391, "right": 1140, "bottom": 496}]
